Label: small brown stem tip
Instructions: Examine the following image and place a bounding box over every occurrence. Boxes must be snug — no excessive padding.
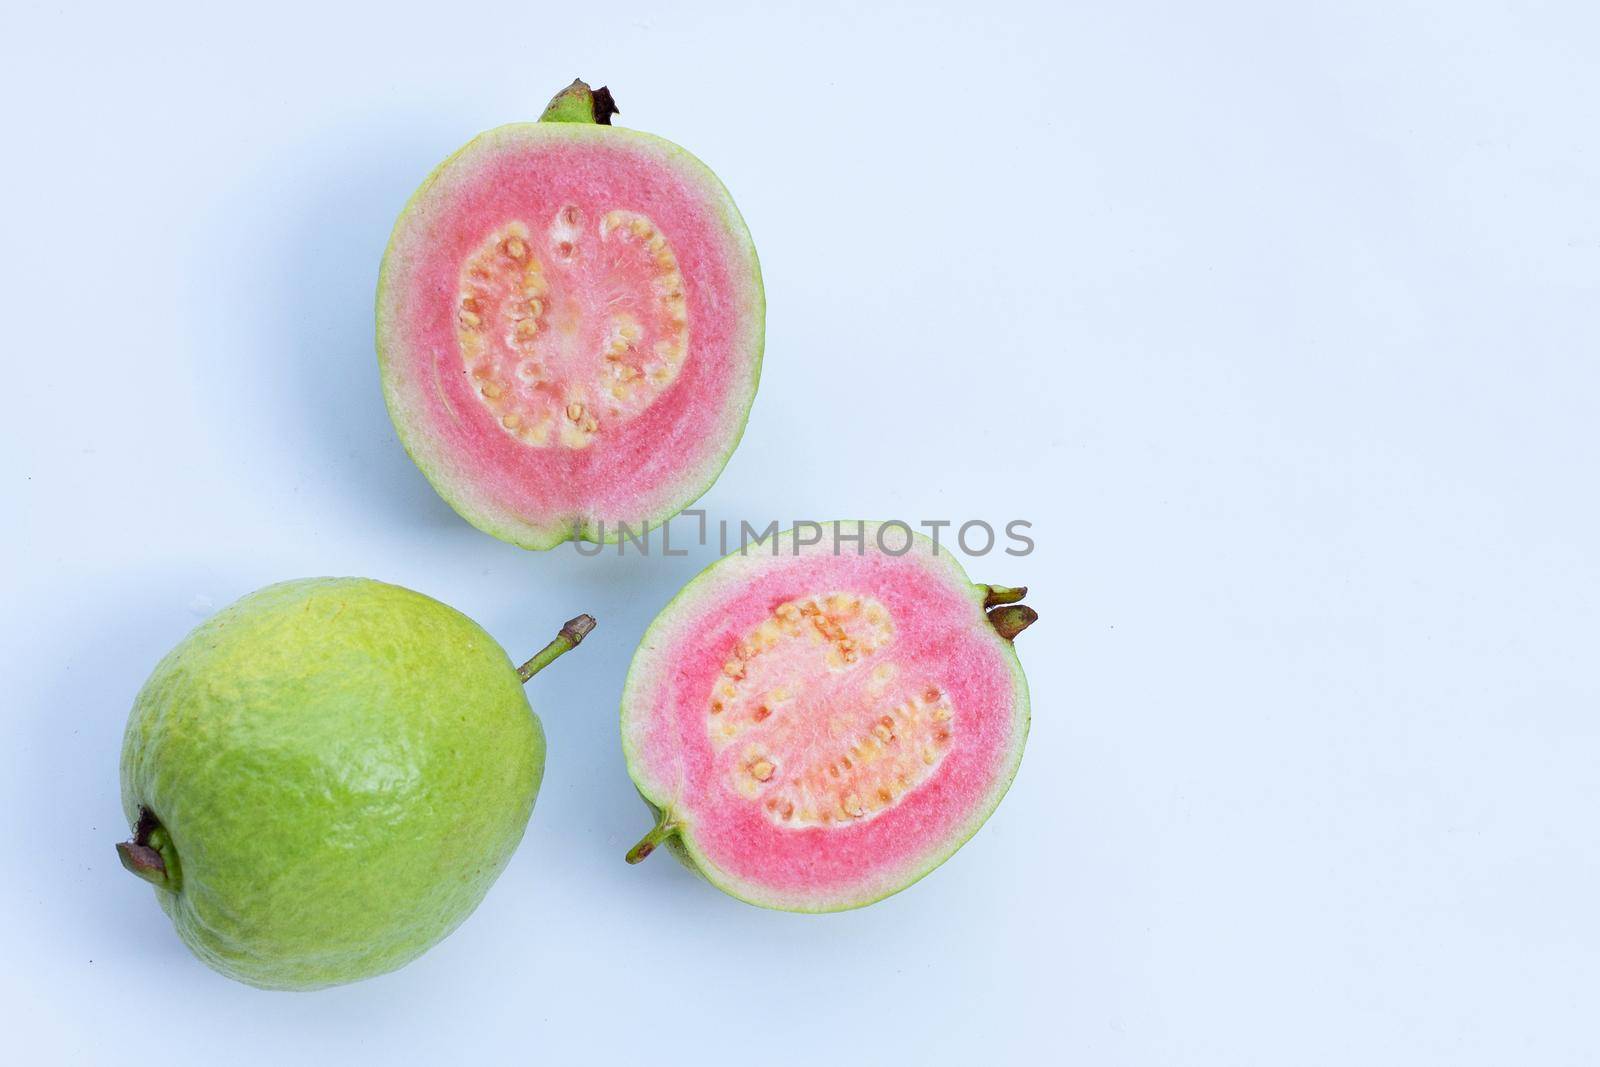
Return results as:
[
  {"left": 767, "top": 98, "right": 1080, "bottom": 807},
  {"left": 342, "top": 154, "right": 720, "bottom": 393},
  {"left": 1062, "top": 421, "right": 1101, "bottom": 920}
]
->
[
  {"left": 117, "top": 806, "right": 177, "bottom": 889},
  {"left": 117, "top": 841, "right": 167, "bottom": 884},
  {"left": 988, "top": 604, "right": 1039, "bottom": 642},
  {"left": 590, "top": 86, "right": 619, "bottom": 124},
  {"left": 561, "top": 614, "right": 597, "bottom": 644}
]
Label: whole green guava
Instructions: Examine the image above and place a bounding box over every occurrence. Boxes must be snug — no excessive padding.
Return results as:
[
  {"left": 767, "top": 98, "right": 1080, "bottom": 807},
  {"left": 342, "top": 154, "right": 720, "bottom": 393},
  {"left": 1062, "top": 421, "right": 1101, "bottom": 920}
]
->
[{"left": 116, "top": 577, "right": 591, "bottom": 990}]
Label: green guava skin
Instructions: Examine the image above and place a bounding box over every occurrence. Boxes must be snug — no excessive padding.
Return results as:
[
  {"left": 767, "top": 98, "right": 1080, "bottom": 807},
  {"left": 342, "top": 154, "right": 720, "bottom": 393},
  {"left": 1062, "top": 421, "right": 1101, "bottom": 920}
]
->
[{"left": 118, "top": 578, "right": 544, "bottom": 990}]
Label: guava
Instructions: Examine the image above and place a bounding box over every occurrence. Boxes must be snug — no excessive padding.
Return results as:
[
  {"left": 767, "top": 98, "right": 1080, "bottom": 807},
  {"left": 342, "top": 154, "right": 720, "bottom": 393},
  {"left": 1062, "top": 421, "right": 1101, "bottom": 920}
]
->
[
  {"left": 377, "top": 79, "right": 765, "bottom": 550},
  {"left": 115, "top": 578, "right": 593, "bottom": 990},
  {"left": 620, "top": 523, "right": 1036, "bottom": 912}
]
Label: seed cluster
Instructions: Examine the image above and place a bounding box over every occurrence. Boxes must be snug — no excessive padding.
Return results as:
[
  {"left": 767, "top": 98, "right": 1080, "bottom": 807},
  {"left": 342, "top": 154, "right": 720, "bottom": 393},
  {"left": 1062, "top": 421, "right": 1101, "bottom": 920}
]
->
[
  {"left": 455, "top": 207, "right": 690, "bottom": 449},
  {"left": 707, "top": 594, "right": 956, "bottom": 828}
]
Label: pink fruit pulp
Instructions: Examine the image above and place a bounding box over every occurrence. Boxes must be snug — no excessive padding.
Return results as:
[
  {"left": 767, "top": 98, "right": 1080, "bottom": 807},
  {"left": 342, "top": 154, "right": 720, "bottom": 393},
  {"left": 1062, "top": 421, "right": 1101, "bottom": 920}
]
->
[
  {"left": 378, "top": 122, "right": 763, "bottom": 548},
  {"left": 622, "top": 526, "right": 1031, "bottom": 911}
]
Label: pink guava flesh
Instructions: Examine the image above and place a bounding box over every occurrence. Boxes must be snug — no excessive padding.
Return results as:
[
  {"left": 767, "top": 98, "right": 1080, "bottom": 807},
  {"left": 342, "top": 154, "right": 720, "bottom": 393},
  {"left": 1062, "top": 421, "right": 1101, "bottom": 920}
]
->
[
  {"left": 378, "top": 122, "right": 763, "bottom": 548},
  {"left": 621, "top": 526, "right": 1031, "bottom": 911}
]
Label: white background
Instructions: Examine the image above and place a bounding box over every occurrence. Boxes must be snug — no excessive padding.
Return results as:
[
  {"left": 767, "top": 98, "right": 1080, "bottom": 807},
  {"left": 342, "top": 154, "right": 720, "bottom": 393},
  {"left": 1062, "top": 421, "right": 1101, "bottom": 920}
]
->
[{"left": 3, "top": 1, "right": 1596, "bottom": 1062}]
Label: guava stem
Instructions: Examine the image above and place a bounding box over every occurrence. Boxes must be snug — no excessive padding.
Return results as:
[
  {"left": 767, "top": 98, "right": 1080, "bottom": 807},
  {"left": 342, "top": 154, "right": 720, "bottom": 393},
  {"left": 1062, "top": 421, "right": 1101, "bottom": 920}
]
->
[
  {"left": 116, "top": 842, "right": 168, "bottom": 886},
  {"left": 517, "top": 614, "right": 597, "bottom": 682},
  {"left": 539, "top": 78, "right": 619, "bottom": 125},
  {"left": 978, "top": 584, "right": 1028, "bottom": 608},
  {"left": 116, "top": 807, "right": 181, "bottom": 892},
  {"left": 988, "top": 604, "right": 1039, "bottom": 642},
  {"left": 625, "top": 813, "right": 679, "bottom": 865}
]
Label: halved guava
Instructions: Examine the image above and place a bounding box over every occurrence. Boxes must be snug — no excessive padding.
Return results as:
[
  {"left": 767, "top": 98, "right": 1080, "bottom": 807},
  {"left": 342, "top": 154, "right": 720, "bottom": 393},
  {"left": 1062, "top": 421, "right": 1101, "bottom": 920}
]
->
[
  {"left": 621, "top": 523, "right": 1036, "bottom": 912},
  {"left": 377, "top": 80, "right": 764, "bottom": 549}
]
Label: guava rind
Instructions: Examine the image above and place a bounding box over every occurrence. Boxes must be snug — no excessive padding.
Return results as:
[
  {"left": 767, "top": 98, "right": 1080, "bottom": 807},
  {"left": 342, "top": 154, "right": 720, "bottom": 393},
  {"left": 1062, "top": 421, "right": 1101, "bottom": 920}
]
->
[
  {"left": 377, "top": 119, "right": 764, "bottom": 550},
  {"left": 118, "top": 578, "right": 544, "bottom": 989},
  {"left": 620, "top": 524, "right": 1031, "bottom": 912}
]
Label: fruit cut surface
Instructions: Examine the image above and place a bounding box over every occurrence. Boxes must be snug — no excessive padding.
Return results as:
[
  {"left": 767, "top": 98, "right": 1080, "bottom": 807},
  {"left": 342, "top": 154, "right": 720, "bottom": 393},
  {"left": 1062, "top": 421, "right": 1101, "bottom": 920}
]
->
[
  {"left": 622, "top": 525, "right": 1031, "bottom": 911},
  {"left": 378, "top": 119, "right": 763, "bottom": 548}
]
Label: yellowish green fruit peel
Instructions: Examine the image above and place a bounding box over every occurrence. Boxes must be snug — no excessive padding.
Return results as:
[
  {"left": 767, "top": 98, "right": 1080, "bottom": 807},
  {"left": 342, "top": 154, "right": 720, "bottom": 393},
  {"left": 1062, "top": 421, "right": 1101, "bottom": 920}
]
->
[{"left": 117, "top": 578, "right": 592, "bottom": 990}]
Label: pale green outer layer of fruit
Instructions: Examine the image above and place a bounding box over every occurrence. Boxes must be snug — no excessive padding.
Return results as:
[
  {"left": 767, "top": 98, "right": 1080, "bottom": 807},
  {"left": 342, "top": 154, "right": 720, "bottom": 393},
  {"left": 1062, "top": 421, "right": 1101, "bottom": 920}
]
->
[{"left": 119, "top": 578, "right": 544, "bottom": 990}]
